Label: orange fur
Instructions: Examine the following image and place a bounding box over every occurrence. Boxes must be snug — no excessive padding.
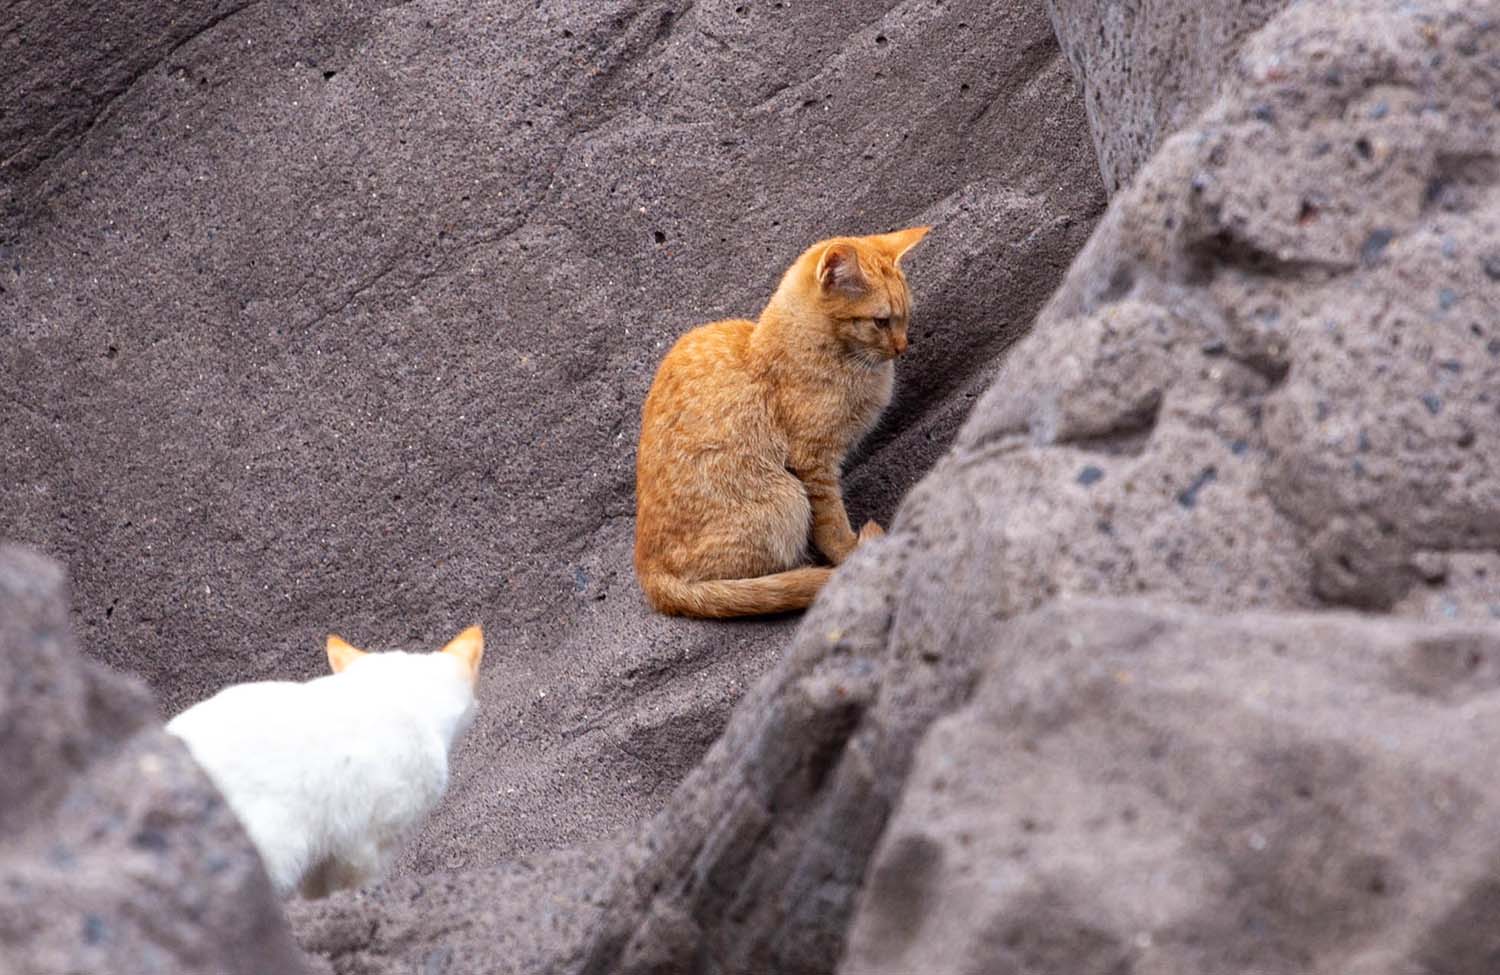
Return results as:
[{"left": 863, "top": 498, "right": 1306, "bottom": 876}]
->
[
  {"left": 439, "top": 625, "right": 485, "bottom": 686},
  {"left": 634, "top": 227, "right": 930, "bottom": 618},
  {"left": 325, "top": 634, "right": 366, "bottom": 673}
]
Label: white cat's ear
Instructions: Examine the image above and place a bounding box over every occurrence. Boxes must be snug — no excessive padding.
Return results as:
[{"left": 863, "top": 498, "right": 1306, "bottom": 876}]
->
[
  {"left": 872, "top": 225, "right": 931, "bottom": 265},
  {"left": 816, "top": 241, "right": 868, "bottom": 294},
  {"left": 440, "top": 625, "right": 484, "bottom": 683},
  {"left": 326, "top": 634, "right": 367, "bottom": 673}
]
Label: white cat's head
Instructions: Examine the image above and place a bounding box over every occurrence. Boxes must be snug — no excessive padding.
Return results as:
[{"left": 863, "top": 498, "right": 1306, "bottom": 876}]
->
[{"left": 321, "top": 626, "right": 484, "bottom": 740}]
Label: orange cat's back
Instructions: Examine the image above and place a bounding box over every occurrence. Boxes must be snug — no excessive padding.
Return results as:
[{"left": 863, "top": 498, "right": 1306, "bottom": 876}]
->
[
  {"left": 635, "top": 317, "right": 822, "bottom": 614},
  {"left": 637, "top": 316, "right": 776, "bottom": 563}
]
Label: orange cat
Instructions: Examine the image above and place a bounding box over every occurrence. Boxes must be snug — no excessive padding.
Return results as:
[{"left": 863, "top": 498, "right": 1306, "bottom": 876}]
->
[{"left": 634, "top": 227, "right": 930, "bottom": 618}]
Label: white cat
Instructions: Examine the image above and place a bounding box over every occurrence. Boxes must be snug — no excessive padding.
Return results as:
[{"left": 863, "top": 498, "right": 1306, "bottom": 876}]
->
[{"left": 165, "top": 626, "right": 484, "bottom": 899}]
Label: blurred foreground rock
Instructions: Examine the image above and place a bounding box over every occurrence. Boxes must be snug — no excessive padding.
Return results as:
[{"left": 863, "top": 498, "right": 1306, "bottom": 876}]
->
[
  {"left": 844, "top": 599, "right": 1500, "bottom": 974},
  {"left": 0, "top": 546, "right": 305, "bottom": 975}
]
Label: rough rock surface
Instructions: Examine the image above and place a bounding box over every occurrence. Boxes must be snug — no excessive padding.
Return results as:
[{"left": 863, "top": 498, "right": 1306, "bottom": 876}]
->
[
  {"left": 568, "top": 0, "right": 1500, "bottom": 971},
  {"left": 1045, "top": 0, "right": 1293, "bottom": 193},
  {"left": 7, "top": 0, "right": 1497, "bottom": 970},
  {"left": 844, "top": 599, "right": 1500, "bottom": 975},
  {"left": 0, "top": 545, "right": 306, "bottom": 974},
  {"left": 0, "top": 0, "right": 244, "bottom": 207},
  {"left": 1, "top": 0, "right": 1103, "bottom": 969}
]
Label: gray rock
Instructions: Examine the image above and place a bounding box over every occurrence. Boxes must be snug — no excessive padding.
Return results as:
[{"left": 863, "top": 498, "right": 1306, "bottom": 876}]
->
[
  {"left": 290, "top": 846, "right": 614, "bottom": 975},
  {"left": 844, "top": 599, "right": 1500, "bottom": 975},
  {"left": 0, "top": 0, "right": 1103, "bottom": 912},
  {"left": 1045, "top": 0, "right": 1293, "bottom": 192},
  {"left": 0, "top": 545, "right": 306, "bottom": 974},
  {"left": 0, "top": 0, "right": 242, "bottom": 210},
  {"left": 579, "top": 0, "right": 1500, "bottom": 970}
]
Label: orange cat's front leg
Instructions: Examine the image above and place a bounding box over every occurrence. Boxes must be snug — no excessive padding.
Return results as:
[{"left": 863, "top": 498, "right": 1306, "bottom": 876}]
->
[{"left": 797, "top": 465, "right": 866, "bottom": 565}]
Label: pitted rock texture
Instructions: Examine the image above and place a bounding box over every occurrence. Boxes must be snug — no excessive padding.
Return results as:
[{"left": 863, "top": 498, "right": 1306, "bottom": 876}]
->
[
  {"left": 843, "top": 599, "right": 1500, "bottom": 975},
  {"left": 0, "top": 545, "right": 305, "bottom": 975},
  {"left": 1045, "top": 0, "right": 1293, "bottom": 193},
  {"left": 0, "top": 0, "right": 245, "bottom": 207},
  {"left": 575, "top": 0, "right": 1500, "bottom": 971}
]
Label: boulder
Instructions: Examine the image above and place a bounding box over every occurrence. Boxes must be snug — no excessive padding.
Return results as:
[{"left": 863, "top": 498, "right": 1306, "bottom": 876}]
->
[
  {"left": 844, "top": 599, "right": 1500, "bottom": 975},
  {"left": 0, "top": 545, "right": 305, "bottom": 974},
  {"left": 576, "top": 0, "right": 1500, "bottom": 970}
]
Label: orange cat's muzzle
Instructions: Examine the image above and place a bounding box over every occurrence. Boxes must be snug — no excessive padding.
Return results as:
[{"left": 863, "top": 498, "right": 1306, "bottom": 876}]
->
[{"left": 890, "top": 333, "right": 909, "bottom": 356}]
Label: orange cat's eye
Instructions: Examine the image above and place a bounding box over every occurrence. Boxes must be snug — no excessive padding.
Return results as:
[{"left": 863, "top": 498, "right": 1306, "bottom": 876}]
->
[{"left": 874, "top": 317, "right": 891, "bottom": 329}]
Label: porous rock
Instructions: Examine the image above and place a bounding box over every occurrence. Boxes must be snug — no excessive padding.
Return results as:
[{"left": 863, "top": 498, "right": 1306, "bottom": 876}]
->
[
  {"left": 1045, "top": 0, "right": 1294, "bottom": 193},
  {"left": 578, "top": 0, "right": 1500, "bottom": 970},
  {"left": 0, "top": 545, "right": 305, "bottom": 975},
  {"left": 844, "top": 599, "right": 1500, "bottom": 975}
]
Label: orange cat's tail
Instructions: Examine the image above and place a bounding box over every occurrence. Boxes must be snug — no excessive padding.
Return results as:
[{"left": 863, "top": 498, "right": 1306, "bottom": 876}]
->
[{"left": 639, "top": 566, "right": 834, "bottom": 618}]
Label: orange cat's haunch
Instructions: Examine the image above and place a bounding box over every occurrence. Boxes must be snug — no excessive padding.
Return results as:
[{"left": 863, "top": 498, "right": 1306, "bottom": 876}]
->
[{"left": 634, "top": 226, "right": 930, "bottom": 618}]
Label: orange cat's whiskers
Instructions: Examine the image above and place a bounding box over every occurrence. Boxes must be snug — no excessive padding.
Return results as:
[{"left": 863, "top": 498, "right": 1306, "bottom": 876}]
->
[{"left": 634, "top": 226, "right": 931, "bottom": 618}]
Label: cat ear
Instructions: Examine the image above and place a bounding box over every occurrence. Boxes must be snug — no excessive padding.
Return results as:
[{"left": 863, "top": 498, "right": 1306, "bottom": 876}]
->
[
  {"left": 872, "top": 225, "right": 931, "bottom": 265},
  {"left": 815, "top": 241, "right": 868, "bottom": 294},
  {"left": 440, "top": 625, "right": 484, "bottom": 683},
  {"left": 326, "top": 634, "right": 367, "bottom": 674}
]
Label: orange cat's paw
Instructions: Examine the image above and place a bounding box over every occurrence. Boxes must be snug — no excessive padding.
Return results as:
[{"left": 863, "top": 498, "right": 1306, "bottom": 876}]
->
[{"left": 858, "top": 520, "right": 886, "bottom": 544}]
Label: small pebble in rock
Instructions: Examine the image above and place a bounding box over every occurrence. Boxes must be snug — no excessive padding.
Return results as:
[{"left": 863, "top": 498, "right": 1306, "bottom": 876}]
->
[
  {"left": 1176, "top": 467, "right": 1218, "bottom": 509},
  {"left": 1438, "top": 288, "right": 1458, "bottom": 310},
  {"left": 1421, "top": 392, "right": 1443, "bottom": 415},
  {"left": 82, "top": 914, "right": 108, "bottom": 946},
  {"left": 1360, "top": 227, "right": 1394, "bottom": 264},
  {"left": 1076, "top": 465, "right": 1105, "bottom": 487}
]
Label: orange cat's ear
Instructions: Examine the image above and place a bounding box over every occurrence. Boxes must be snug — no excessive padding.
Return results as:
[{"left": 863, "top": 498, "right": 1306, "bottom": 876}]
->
[
  {"left": 815, "top": 241, "right": 868, "bottom": 294},
  {"left": 326, "top": 634, "right": 367, "bottom": 674},
  {"left": 439, "top": 625, "right": 484, "bottom": 683},
  {"left": 872, "top": 225, "right": 931, "bottom": 265}
]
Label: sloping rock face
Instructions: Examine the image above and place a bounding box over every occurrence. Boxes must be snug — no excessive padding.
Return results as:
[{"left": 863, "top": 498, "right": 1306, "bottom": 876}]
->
[
  {"left": 0, "top": 0, "right": 1102, "bottom": 891},
  {"left": 0, "top": 0, "right": 244, "bottom": 206},
  {"left": 1044, "top": 0, "right": 1294, "bottom": 193},
  {"left": 571, "top": 0, "right": 1500, "bottom": 971},
  {"left": 844, "top": 600, "right": 1500, "bottom": 975},
  {"left": 0, "top": 545, "right": 305, "bottom": 975}
]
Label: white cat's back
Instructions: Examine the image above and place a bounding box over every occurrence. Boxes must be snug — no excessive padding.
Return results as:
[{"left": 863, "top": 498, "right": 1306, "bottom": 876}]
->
[{"left": 166, "top": 667, "right": 457, "bottom": 896}]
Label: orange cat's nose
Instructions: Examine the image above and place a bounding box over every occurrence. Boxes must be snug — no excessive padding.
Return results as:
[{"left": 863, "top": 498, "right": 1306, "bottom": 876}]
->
[{"left": 891, "top": 334, "right": 909, "bottom": 356}]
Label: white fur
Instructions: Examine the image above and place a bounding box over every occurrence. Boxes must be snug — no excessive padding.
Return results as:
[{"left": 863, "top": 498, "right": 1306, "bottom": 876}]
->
[{"left": 165, "top": 650, "right": 477, "bottom": 899}]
